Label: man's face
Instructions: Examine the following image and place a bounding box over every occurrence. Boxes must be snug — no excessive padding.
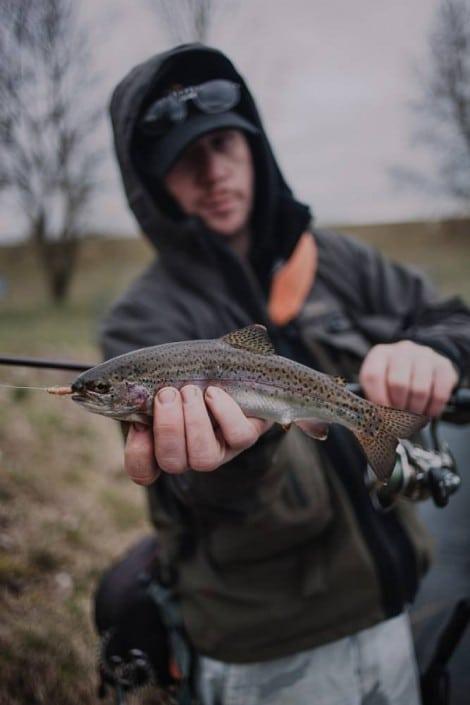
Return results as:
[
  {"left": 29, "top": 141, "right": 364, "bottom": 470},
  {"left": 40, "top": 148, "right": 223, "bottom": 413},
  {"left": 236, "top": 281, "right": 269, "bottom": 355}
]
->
[{"left": 163, "top": 129, "right": 254, "bottom": 237}]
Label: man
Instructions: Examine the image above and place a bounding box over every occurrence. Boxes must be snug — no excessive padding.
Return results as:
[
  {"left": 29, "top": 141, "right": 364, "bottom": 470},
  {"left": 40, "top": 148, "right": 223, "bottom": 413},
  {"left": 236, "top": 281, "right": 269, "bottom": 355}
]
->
[{"left": 102, "top": 44, "right": 469, "bottom": 704}]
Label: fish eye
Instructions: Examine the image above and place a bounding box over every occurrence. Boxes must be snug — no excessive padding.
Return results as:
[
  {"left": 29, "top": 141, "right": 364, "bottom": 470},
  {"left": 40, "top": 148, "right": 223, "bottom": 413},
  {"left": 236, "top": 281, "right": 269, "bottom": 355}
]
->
[{"left": 90, "top": 381, "right": 110, "bottom": 394}]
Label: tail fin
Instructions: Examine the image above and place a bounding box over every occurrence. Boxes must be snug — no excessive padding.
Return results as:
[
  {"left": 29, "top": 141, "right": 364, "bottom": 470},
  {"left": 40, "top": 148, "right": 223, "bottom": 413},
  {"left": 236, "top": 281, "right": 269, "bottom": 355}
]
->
[{"left": 353, "top": 406, "right": 428, "bottom": 482}]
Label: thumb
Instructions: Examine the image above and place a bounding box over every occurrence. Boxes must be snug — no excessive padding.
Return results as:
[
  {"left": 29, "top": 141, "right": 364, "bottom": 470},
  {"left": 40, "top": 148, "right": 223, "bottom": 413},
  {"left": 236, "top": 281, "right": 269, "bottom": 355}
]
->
[{"left": 124, "top": 423, "right": 160, "bottom": 485}]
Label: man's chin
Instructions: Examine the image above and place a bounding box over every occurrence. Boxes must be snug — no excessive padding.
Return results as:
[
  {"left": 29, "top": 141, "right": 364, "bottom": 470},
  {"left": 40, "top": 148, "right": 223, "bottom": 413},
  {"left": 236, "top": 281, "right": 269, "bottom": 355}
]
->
[{"left": 205, "top": 214, "right": 246, "bottom": 237}]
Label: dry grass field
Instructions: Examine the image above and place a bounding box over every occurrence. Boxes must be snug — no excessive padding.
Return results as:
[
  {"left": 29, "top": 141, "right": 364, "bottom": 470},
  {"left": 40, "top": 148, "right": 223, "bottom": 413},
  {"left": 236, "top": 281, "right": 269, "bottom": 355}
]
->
[
  {"left": 0, "top": 220, "right": 468, "bottom": 704},
  {"left": 0, "top": 238, "right": 156, "bottom": 704}
]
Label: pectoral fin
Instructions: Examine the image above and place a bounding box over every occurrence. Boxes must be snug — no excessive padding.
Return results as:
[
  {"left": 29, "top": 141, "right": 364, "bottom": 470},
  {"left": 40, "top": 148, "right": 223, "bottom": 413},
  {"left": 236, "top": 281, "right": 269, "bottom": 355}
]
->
[{"left": 295, "top": 419, "right": 329, "bottom": 441}]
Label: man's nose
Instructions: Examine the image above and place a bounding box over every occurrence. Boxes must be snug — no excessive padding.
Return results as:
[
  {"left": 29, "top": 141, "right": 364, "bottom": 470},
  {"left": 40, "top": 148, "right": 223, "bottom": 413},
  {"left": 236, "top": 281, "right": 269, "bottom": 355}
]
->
[{"left": 199, "top": 150, "right": 228, "bottom": 184}]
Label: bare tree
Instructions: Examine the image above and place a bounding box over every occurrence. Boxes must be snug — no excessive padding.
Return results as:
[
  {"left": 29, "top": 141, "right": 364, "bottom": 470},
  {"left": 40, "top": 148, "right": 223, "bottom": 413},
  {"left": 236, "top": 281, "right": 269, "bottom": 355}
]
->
[
  {"left": 148, "top": 0, "right": 223, "bottom": 44},
  {"left": 0, "top": 0, "right": 103, "bottom": 303},
  {"left": 392, "top": 0, "right": 470, "bottom": 211}
]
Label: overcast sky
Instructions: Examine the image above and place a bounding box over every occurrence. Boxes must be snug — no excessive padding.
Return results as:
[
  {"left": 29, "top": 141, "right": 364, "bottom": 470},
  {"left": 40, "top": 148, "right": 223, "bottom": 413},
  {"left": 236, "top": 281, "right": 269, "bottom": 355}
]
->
[{"left": 0, "top": 0, "right": 461, "bottom": 242}]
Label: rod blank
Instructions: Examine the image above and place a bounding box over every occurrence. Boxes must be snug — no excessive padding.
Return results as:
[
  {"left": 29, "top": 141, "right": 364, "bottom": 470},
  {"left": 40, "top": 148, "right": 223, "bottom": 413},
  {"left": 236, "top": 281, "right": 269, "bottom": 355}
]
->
[{"left": 0, "top": 355, "right": 93, "bottom": 372}]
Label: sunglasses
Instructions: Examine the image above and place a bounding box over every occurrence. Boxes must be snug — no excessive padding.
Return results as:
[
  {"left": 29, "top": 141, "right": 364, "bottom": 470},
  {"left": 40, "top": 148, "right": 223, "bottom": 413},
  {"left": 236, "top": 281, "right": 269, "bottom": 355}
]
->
[{"left": 140, "top": 79, "right": 241, "bottom": 136}]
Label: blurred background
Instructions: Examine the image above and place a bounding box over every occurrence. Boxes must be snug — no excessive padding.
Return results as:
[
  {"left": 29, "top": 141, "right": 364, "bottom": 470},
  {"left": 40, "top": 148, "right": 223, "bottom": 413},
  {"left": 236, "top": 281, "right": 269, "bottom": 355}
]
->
[{"left": 0, "top": 0, "right": 468, "bottom": 703}]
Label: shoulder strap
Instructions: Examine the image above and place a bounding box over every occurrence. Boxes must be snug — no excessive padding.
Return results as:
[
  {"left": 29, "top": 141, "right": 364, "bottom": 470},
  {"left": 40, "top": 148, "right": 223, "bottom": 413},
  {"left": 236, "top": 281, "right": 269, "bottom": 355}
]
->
[{"left": 268, "top": 231, "right": 318, "bottom": 325}]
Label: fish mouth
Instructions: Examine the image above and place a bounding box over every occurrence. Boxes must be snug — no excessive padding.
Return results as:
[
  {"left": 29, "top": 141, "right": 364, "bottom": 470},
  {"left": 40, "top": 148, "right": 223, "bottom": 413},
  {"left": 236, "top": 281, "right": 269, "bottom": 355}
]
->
[
  {"left": 71, "top": 393, "right": 141, "bottom": 421},
  {"left": 71, "top": 392, "right": 108, "bottom": 408}
]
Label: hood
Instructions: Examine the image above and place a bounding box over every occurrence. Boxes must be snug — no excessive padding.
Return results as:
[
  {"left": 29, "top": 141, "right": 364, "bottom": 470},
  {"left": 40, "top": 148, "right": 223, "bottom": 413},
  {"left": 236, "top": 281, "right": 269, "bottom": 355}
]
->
[{"left": 109, "top": 44, "right": 312, "bottom": 290}]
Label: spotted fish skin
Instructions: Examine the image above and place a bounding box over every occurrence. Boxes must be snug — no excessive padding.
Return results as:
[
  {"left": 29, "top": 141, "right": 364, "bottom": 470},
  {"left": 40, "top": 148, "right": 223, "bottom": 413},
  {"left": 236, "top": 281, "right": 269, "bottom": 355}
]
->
[{"left": 70, "top": 325, "right": 428, "bottom": 480}]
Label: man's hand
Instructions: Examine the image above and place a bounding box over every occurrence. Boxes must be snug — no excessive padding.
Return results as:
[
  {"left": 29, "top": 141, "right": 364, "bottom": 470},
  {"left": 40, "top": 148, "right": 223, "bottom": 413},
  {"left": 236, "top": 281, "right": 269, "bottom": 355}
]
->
[
  {"left": 124, "top": 385, "right": 272, "bottom": 485},
  {"left": 359, "top": 340, "right": 458, "bottom": 417}
]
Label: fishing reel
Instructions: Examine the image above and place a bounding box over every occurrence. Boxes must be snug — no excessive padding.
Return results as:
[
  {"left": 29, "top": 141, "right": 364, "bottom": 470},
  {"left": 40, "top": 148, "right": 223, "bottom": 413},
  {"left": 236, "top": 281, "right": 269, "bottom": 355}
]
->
[
  {"left": 98, "top": 639, "right": 155, "bottom": 704},
  {"left": 369, "top": 420, "right": 461, "bottom": 510}
]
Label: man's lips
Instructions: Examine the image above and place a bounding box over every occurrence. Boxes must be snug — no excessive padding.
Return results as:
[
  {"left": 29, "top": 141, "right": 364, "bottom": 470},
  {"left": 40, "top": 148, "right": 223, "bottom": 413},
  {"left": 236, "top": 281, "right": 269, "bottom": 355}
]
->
[{"left": 201, "top": 194, "right": 238, "bottom": 212}]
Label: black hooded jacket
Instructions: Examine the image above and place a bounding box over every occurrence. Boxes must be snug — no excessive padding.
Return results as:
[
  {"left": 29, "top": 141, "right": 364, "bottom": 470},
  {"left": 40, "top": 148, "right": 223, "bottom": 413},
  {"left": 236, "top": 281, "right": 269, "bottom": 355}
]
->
[
  {"left": 109, "top": 43, "right": 311, "bottom": 297},
  {"left": 102, "top": 44, "right": 470, "bottom": 662}
]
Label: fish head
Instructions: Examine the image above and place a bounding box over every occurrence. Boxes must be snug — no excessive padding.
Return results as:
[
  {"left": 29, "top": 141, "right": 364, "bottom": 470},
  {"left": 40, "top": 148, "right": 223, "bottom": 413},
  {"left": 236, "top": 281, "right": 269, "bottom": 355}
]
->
[{"left": 71, "top": 370, "right": 152, "bottom": 422}]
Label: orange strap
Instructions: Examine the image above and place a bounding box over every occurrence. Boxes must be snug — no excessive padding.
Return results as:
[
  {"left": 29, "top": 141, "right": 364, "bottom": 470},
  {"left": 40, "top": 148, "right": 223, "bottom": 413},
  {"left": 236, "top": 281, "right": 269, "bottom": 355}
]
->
[
  {"left": 268, "top": 231, "right": 318, "bottom": 326},
  {"left": 169, "top": 656, "right": 183, "bottom": 681}
]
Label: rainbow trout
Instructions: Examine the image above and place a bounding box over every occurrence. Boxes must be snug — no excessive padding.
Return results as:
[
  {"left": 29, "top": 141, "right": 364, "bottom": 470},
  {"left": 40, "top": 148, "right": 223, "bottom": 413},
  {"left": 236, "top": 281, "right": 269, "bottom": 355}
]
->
[{"left": 54, "top": 325, "right": 428, "bottom": 481}]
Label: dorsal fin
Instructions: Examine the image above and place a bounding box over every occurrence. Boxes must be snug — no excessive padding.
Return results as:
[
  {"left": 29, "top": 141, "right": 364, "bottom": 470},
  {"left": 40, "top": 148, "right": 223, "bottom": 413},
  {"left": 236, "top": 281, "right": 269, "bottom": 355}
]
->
[{"left": 221, "top": 325, "right": 275, "bottom": 355}]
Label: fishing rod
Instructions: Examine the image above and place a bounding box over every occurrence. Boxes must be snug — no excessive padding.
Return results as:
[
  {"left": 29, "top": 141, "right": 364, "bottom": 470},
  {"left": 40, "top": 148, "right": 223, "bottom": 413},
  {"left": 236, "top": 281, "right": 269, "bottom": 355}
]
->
[
  {"left": 0, "top": 354, "right": 92, "bottom": 372},
  {"left": 1, "top": 351, "right": 468, "bottom": 509},
  {"left": 347, "top": 383, "right": 470, "bottom": 425},
  {"left": 1, "top": 354, "right": 469, "bottom": 419}
]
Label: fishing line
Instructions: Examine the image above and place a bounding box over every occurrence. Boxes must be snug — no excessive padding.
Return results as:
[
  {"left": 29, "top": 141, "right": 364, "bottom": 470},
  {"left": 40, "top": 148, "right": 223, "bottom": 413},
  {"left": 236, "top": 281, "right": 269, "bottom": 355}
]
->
[{"left": 0, "top": 383, "right": 73, "bottom": 395}]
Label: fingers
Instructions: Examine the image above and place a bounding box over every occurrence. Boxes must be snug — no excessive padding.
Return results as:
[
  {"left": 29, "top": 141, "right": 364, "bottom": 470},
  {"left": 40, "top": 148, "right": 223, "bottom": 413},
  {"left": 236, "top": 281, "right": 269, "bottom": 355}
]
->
[
  {"left": 408, "top": 351, "right": 434, "bottom": 414},
  {"left": 426, "top": 359, "right": 459, "bottom": 417},
  {"left": 385, "top": 343, "right": 413, "bottom": 410},
  {"left": 180, "top": 385, "right": 226, "bottom": 471},
  {"left": 359, "top": 345, "right": 391, "bottom": 407},
  {"left": 359, "top": 341, "right": 458, "bottom": 417},
  {"left": 124, "top": 423, "right": 160, "bottom": 486},
  {"left": 205, "top": 386, "right": 271, "bottom": 451},
  {"left": 154, "top": 387, "right": 188, "bottom": 473},
  {"left": 152, "top": 384, "right": 270, "bottom": 474}
]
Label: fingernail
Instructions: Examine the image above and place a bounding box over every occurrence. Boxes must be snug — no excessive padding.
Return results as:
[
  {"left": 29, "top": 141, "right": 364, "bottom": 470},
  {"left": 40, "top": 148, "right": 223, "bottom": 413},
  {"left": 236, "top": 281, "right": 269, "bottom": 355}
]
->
[
  {"left": 205, "top": 386, "right": 221, "bottom": 399},
  {"left": 158, "top": 388, "right": 176, "bottom": 404},
  {"left": 133, "top": 422, "right": 148, "bottom": 432},
  {"left": 181, "top": 385, "right": 199, "bottom": 402}
]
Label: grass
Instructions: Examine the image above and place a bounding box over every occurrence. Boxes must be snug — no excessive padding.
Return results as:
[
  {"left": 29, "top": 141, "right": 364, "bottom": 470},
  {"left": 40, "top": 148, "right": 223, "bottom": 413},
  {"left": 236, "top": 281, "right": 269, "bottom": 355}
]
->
[
  {"left": 0, "top": 236, "right": 154, "bottom": 705},
  {"left": 0, "top": 221, "right": 468, "bottom": 704},
  {"left": 0, "top": 237, "right": 153, "bottom": 358}
]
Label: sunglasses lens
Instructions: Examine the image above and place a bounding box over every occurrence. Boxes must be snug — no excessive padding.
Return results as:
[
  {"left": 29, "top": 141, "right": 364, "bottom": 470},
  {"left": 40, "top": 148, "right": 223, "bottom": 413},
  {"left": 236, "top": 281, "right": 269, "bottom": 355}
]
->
[
  {"left": 141, "top": 101, "right": 170, "bottom": 135},
  {"left": 167, "top": 98, "right": 187, "bottom": 123},
  {"left": 140, "top": 80, "right": 241, "bottom": 136},
  {"left": 195, "top": 80, "right": 240, "bottom": 113},
  {"left": 141, "top": 96, "right": 167, "bottom": 123},
  {"left": 141, "top": 97, "right": 187, "bottom": 135}
]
